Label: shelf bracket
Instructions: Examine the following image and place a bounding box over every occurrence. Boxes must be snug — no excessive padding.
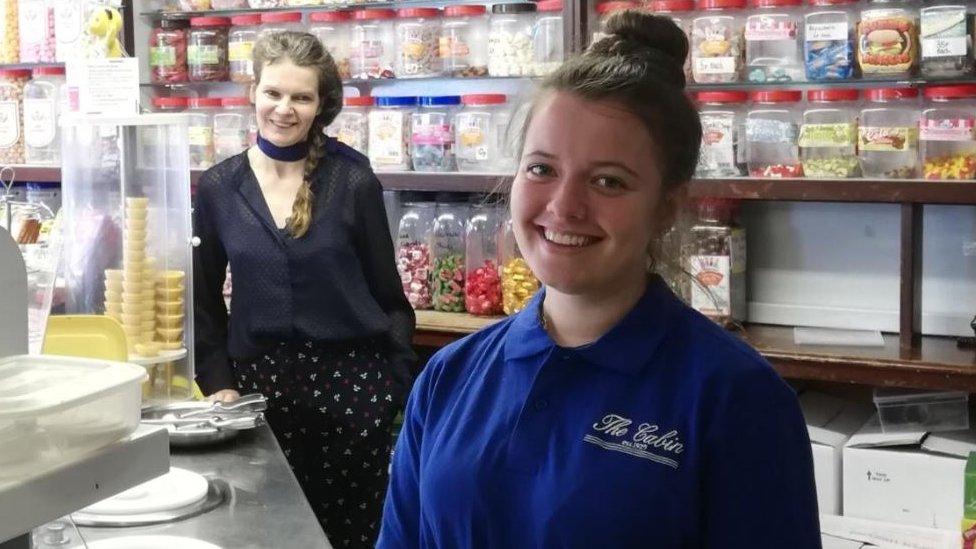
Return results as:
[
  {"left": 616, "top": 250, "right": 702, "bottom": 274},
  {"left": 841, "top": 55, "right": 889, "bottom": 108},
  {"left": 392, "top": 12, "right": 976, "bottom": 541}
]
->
[{"left": 899, "top": 202, "right": 923, "bottom": 355}]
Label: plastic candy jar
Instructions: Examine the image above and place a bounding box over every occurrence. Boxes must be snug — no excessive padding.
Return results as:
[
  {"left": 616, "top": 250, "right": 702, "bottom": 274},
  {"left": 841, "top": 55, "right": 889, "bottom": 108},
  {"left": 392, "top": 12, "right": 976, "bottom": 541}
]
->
[
  {"left": 18, "top": 0, "right": 55, "bottom": 63},
  {"left": 430, "top": 204, "right": 467, "bottom": 312},
  {"left": 799, "top": 89, "right": 860, "bottom": 178},
  {"left": 464, "top": 201, "right": 503, "bottom": 316},
  {"left": 745, "top": 0, "right": 803, "bottom": 83},
  {"left": 259, "top": 11, "right": 304, "bottom": 39},
  {"left": 0, "top": 0, "right": 19, "bottom": 64},
  {"left": 308, "top": 11, "right": 351, "bottom": 80},
  {"left": 54, "top": 0, "right": 85, "bottom": 63},
  {"left": 396, "top": 202, "right": 435, "bottom": 309},
  {"left": 691, "top": 0, "right": 746, "bottom": 84},
  {"left": 326, "top": 95, "right": 371, "bottom": 155},
  {"left": 803, "top": 0, "right": 857, "bottom": 81},
  {"left": 685, "top": 198, "right": 746, "bottom": 327},
  {"left": 188, "top": 97, "right": 220, "bottom": 169},
  {"left": 211, "top": 0, "right": 247, "bottom": 8},
  {"left": 487, "top": 2, "right": 537, "bottom": 77},
  {"left": 857, "top": 1, "right": 918, "bottom": 78},
  {"left": 532, "top": 0, "right": 564, "bottom": 77},
  {"left": 152, "top": 96, "right": 188, "bottom": 113},
  {"left": 228, "top": 14, "right": 260, "bottom": 84},
  {"left": 214, "top": 97, "right": 251, "bottom": 163},
  {"left": 188, "top": 17, "right": 230, "bottom": 82},
  {"left": 499, "top": 216, "right": 540, "bottom": 315},
  {"left": 919, "top": 4, "right": 972, "bottom": 78},
  {"left": 150, "top": 19, "right": 189, "bottom": 84},
  {"left": 592, "top": 1, "right": 638, "bottom": 45},
  {"left": 395, "top": 8, "right": 442, "bottom": 79},
  {"left": 858, "top": 87, "right": 919, "bottom": 179},
  {"left": 23, "top": 66, "right": 64, "bottom": 166},
  {"left": 0, "top": 69, "right": 28, "bottom": 164},
  {"left": 745, "top": 90, "right": 803, "bottom": 177},
  {"left": 649, "top": 0, "right": 696, "bottom": 82},
  {"left": 350, "top": 9, "right": 396, "bottom": 79},
  {"left": 695, "top": 91, "right": 747, "bottom": 178},
  {"left": 440, "top": 5, "right": 489, "bottom": 77},
  {"left": 455, "top": 93, "right": 508, "bottom": 172},
  {"left": 411, "top": 95, "right": 459, "bottom": 172},
  {"left": 368, "top": 96, "right": 416, "bottom": 171},
  {"left": 920, "top": 85, "right": 976, "bottom": 180}
]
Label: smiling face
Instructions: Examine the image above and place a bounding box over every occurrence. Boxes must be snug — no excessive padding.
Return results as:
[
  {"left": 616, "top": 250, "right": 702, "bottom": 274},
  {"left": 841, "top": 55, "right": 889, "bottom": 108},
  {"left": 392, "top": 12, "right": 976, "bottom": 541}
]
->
[
  {"left": 251, "top": 58, "right": 321, "bottom": 147},
  {"left": 510, "top": 91, "right": 668, "bottom": 298}
]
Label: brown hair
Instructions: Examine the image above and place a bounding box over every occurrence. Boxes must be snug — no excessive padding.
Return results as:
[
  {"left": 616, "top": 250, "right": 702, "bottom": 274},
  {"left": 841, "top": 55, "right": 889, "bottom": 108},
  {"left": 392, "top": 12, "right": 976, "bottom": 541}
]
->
[{"left": 252, "top": 31, "right": 343, "bottom": 238}]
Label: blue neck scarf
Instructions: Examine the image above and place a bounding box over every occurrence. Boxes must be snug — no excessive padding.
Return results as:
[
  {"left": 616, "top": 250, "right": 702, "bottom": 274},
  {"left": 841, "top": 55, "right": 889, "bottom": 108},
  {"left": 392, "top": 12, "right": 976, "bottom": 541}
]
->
[{"left": 257, "top": 133, "right": 308, "bottom": 162}]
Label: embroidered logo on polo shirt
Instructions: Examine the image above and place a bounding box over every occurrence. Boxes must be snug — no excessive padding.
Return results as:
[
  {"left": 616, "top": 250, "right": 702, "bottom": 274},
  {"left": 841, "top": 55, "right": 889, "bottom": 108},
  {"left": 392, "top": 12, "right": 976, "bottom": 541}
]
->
[{"left": 583, "top": 413, "right": 684, "bottom": 470}]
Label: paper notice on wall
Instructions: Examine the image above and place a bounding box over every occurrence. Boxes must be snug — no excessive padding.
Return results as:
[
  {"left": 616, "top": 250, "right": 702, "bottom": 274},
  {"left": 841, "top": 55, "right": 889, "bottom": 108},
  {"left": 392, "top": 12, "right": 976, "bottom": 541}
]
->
[{"left": 65, "top": 58, "right": 140, "bottom": 116}]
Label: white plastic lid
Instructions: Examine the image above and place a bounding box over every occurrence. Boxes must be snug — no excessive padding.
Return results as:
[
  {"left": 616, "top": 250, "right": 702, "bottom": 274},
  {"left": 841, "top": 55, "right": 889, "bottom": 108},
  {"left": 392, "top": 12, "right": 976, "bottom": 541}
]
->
[
  {"left": 0, "top": 355, "right": 147, "bottom": 418},
  {"left": 872, "top": 387, "right": 969, "bottom": 405}
]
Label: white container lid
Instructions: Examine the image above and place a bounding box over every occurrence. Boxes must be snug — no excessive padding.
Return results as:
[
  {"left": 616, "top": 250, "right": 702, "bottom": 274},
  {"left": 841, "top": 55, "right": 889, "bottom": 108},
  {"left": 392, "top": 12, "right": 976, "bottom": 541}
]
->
[
  {"left": 872, "top": 387, "right": 969, "bottom": 406},
  {"left": 0, "top": 355, "right": 147, "bottom": 418}
]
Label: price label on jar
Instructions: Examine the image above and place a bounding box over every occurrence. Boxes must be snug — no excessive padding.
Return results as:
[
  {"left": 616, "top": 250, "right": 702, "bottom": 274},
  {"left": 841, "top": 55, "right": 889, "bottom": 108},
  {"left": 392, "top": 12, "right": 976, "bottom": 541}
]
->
[
  {"left": 456, "top": 115, "right": 489, "bottom": 162},
  {"left": 858, "top": 126, "right": 918, "bottom": 152},
  {"left": 694, "top": 57, "right": 737, "bottom": 75},
  {"left": 150, "top": 46, "right": 177, "bottom": 67},
  {"left": 798, "top": 123, "right": 856, "bottom": 148},
  {"left": 369, "top": 111, "right": 406, "bottom": 165},
  {"left": 920, "top": 118, "right": 975, "bottom": 141},
  {"left": 699, "top": 114, "right": 736, "bottom": 172},
  {"left": 188, "top": 45, "right": 221, "bottom": 65},
  {"left": 188, "top": 126, "right": 213, "bottom": 147},
  {"left": 746, "top": 119, "right": 797, "bottom": 144},
  {"left": 805, "top": 22, "right": 848, "bottom": 42},
  {"left": 228, "top": 40, "right": 254, "bottom": 63},
  {"left": 921, "top": 10, "right": 968, "bottom": 58},
  {"left": 23, "top": 98, "right": 55, "bottom": 148},
  {"left": 0, "top": 100, "right": 19, "bottom": 148}
]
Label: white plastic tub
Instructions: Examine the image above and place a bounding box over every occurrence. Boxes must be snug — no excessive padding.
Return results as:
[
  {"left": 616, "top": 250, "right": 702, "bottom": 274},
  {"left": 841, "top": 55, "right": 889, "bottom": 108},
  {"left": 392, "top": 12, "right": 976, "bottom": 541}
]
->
[
  {"left": 0, "top": 355, "right": 146, "bottom": 477},
  {"left": 873, "top": 388, "right": 969, "bottom": 433}
]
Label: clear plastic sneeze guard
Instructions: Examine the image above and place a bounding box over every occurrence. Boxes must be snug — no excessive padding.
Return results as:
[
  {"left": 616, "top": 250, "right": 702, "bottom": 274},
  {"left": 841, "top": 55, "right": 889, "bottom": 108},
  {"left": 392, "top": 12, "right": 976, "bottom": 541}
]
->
[{"left": 59, "top": 113, "right": 194, "bottom": 405}]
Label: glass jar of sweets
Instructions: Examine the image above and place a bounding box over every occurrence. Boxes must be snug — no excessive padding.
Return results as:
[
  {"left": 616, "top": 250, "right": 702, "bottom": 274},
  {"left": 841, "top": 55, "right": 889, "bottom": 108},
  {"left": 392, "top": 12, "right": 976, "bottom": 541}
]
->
[
  {"left": 150, "top": 19, "right": 189, "bottom": 84},
  {"left": 396, "top": 8, "right": 442, "bottom": 79},
  {"left": 803, "top": 0, "right": 857, "bottom": 81},
  {"left": 532, "top": 0, "right": 564, "bottom": 77},
  {"left": 213, "top": 96, "right": 251, "bottom": 163},
  {"left": 368, "top": 96, "right": 416, "bottom": 171},
  {"left": 430, "top": 204, "right": 467, "bottom": 313},
  {"left": 487, "top": 2, "right": 537, "bottom": 77},
  {"left": 464, "top": 201, "right": 503, "bottom": 316},
  {"left": 327, "top": 95, "right": 372, "bottom": 155},
  {"left": 695, "top": 91, "right": 747, "bottom": 178},
  {"left": 350, "top": 9, "right": 397, "bottom": 79},
  {"left": 441, "top": 4, "right": 489, "bottom": 77},
  {"left": 499, "top": 215, "right": 540, "bottom": 315},
  {"left": 455, "top": 93, "right": 509, "bottom": 172},
  {"left": 228, "top": 14, "right": 260, "bottom": 84},
  {"left": 920, "top": 85, "right": 976, "bottom": 180},
  {"left": 692, "top": 0, "right": 746, "bottom": 83},
  {"left": 745, "top": 0, "right": 804, "bottom": 83},
  {"left": 857, "top": 1, "right": 918, "bottom": 78},
  {"left": 188, "top": 17, "right": 230, "bottom": 82},
  {"left": 799, "top": 88, "right": 860, "bottom": 178},
  {"left": 23, "top": 66, "right": 64, "bottom": 166},
  {"left": 396, "top": 202, "right": 436, "bottom": 310},
  {"left": 745, "top": 90, "right": 803, "bottom": 177},
  {"left": 858, "top": 87, "right": 920, "bottom": 179},
  {"left": 685, "top": 198, "right": 746, "bottom": 328},
  {"left": 188, "top": 97, "right": 220, "bottom": 169},
  {"left": 919, "top": 4, "right": 973, "bottom": 78},
  {"left": 411, "top": 95, "right": 459, "bottom": 172},
  {"left": 309, "top": 11, "right": 351, "bottom": 80},
  {"left": 259, "top": 11, "right": 304, "bottom": 39}
]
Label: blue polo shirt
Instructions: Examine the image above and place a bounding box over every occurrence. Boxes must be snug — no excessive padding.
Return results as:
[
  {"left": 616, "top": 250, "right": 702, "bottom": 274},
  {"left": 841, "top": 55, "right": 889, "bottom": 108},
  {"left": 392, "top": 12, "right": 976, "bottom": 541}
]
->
[{"left": 379, "top": 276, "right": 820, "bottom": 548}]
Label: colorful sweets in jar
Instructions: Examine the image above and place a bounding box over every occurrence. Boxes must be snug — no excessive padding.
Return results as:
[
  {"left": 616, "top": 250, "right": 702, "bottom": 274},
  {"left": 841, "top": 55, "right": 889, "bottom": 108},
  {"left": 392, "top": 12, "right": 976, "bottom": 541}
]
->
[
  {"left": 744, "top": 0, "right": 804, "bottom": 83},
  {"left": 326, "top": 96, "right": 372, "bottom": 155},
  {"left": 803, "top": 0, "right": 857, "bottom": 81},
  {"left": 429, "top": 205, "right": 466, "bottom": 312},
  {"left": 798, "top": 89, "right": 860, "bottom": 178},
  {"left": 150, "top": 19, "right": 189, "bottom": 84},
  {"left": 228, "top": 14, "right": 260, "bottom": 84},
  {"left": 350, "top": 9, "right": 397, "bottom": 79},
  {"left": 858, "top": 87, "right": 920, "bottom": 179},
  {"left": 396, "top": 8, "right": 442, "bottom": 79},
  {"left": 411, "top": 96, "right": 459, "bottom": 172},
  {"left": 464, "top": 202, "right": 503, "bottom": 316},
  {"left": 395, "top": 202, "right": 435, "bottom": 310},
  {"left": 499, "top": 217, "right": 540, "bottom": 315},
  {"left": 745, "top": 90, "right": 803, "bottom": 178},
  {"left": 920, "top": 85, "right": 976, "bottom": 180}
]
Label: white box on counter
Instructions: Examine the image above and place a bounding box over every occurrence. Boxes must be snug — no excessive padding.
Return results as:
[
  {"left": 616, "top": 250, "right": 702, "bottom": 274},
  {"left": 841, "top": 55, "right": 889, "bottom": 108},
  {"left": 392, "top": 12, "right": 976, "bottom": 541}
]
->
[
  {"left": 800, "top": 391, "right": 875, "bottom": 516},
  {"left": 820, "top": 514, "right": 959, "bottom": 549},
  {"left": 843, "top": 414, "right": 976, "bottom": 530}
]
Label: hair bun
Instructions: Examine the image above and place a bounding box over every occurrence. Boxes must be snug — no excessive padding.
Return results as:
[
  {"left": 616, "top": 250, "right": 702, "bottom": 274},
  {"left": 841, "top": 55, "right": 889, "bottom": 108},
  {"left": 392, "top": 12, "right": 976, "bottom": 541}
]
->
[{"left": 592, "top": 11, "right": 689, "bottom": 87}]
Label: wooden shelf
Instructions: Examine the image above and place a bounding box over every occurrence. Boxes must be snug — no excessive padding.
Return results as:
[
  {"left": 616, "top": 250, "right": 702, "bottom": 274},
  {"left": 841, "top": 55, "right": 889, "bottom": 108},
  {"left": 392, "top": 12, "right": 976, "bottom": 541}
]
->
[
  {"left": 687, "top": 75, "right": 976, "bottom": 92},
  {"left": 412, "top": 318, "right": 976, "bottom": 391},
  {"left": 4, "top": 165, "right": 61, "bottom": 183},
  {"left": 688, "top": 178, "right": 976, "bottom": 205}
]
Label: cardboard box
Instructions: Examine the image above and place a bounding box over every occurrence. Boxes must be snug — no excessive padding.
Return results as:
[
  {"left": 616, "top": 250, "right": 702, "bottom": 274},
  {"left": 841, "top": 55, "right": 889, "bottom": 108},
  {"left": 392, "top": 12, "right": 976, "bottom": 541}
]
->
[
  {"left": 820, "top": 514, "right": 958, "bottom": 549},
  {"left": 843, "top": 415, "right": 976, "bottom": 529},
  {"left": 800, "top": 391, "right": 875, "bottom": 515}
]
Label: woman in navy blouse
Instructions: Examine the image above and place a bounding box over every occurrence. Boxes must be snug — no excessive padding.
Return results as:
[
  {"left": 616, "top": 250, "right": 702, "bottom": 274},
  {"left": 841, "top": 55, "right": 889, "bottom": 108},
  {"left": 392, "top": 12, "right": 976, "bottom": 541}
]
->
[
  {"left": 193, "top": 32, "right": 415, "bottom": 548},
  {"left": 379, "top": 12, "right": 820, "bottom": 548}
]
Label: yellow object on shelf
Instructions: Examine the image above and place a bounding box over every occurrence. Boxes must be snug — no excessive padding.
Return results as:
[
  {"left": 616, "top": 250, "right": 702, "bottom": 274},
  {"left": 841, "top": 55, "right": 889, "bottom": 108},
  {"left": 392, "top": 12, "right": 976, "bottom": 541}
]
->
[{"left": 42, "top": 315, "right": 128, "bottom": 362}]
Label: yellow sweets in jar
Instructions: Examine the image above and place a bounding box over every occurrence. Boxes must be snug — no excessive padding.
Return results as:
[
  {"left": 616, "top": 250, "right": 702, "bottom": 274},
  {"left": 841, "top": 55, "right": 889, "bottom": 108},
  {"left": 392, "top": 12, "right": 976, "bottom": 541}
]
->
[
  {"left": 501, "top": 257, "right": 540, "bottom": 315},
  {"left": 0, "top": 0, "right": 19, "bottom": 64}
]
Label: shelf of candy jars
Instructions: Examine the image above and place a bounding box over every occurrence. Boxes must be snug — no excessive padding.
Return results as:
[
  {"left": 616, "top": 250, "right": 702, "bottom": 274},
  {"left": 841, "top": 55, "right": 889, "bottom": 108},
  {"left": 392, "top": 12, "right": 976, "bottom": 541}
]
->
[{"left": 59, "top": 112, "right": 195, "bottom": 405}]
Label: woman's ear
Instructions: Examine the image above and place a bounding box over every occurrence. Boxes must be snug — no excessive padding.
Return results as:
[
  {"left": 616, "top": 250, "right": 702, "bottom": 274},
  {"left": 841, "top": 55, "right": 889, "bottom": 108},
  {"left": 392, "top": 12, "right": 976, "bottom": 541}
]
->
[
  {"left": 654, "top": 186, "right": 687, "bottom": 236},
  {"left": 248, "top": 82, "right": 257, "bottom": 104}
]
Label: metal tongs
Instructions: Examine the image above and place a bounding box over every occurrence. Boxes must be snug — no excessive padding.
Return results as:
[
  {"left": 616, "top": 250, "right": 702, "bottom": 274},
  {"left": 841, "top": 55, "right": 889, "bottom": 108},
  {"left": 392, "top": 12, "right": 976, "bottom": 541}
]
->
[
  {"left": 177, "top": 393, "right": 268, "bottom": 418},
  {"left": 141, "top": 393, "right": 268, "bottom": 432}
]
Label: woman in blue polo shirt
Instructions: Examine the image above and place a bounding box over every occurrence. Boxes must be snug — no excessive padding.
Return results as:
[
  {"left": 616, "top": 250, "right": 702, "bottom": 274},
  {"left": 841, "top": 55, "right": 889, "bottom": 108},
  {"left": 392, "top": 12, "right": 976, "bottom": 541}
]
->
[{"left": 378, "top": 11, "right": 820, "bottom": 549}]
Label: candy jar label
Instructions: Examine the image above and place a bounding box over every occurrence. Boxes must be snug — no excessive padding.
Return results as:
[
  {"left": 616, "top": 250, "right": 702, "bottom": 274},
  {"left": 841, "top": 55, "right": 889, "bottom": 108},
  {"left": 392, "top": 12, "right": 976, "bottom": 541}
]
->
[
  {"left": 920, "top": 9, "right": 967, "bottom": 59},
  {"left": 150, "top": 46, "right": 176, "bottom": 67},
  {"left": 920, "top": 118, "right": 976, "bottom": 142},
  {"left": 229, "top": 41, "right": 254, "bottom": 62},
  {"left": 23, "top": 98, "right": 54, "bottom": 148},
  {"left": 694, "top": 57, "right": 737, "bottom": 75},
  {"left": 746, "top": 118, "right": 797, "bottom": 144},
  {"left": 798, "top": 123, "right": 856, "bottom": 147},
  {"left": 188, "top": 126, "right": 213, "bottom": 146},
  {"left": 806, "top": 22, "right": 848, "bottom": 42},
  {"left": 19, "top": 0, "right": 44, "bottom": 44},
  {"left": 0, "top": 100, "right": 18, "bottom": 148},
  {"left": 690, "top": 255, "right": 731, "bottom": 316},
  {"left": 745, "top": 17, "right": 797, "bottom": 42},
  {"left": 369, "top": 111, "right": 406, "bottom": 165},
  {"left": 699, "top": 113, "right": 736, "bottom": 172},
  {"left": 858, "top": 126, "right": 917, "bottom": 152}
]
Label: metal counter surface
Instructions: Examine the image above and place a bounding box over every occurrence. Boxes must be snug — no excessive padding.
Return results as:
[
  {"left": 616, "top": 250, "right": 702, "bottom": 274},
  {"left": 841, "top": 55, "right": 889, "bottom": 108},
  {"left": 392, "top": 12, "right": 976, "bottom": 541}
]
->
[{"left": 69, "top": 425, "right": 331, "bottom": 549}]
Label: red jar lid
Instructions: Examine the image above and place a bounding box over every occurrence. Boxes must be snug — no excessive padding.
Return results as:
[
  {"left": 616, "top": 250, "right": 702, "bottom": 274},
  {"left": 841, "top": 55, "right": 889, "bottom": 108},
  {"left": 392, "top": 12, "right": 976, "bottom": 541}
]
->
[
  {"left": 309, "top": 11, "right": 350, "bottom": 23},
  {"left": 344, "top": 96, "right": 375, "bottom": 107},
  {"left": 190, "top": 16, "right": 231, "bottom": 27},
  {"left": 699, "top": 0, "right": 746, "bottom": 10},
  {"left": 924, "top": 85, "right": 976, "bottom": 101},
  {"left": 750, "top": 90, "right": 802, "bottom": 103},
  {"left": 596, "top": 1, "right": 638, "bottom": 14},
  {"left": 0, "top": 69, "right": 31, "bottom": 79},
  {"left": 751, "top": 0, "right": 801, "bottom": 8},
  {"left": 32, "top": 66, "right": 65, "bottom": 76},
  {"left": 230, "top": 14, "right": 261, "bottom": 26},
  {"left": 537, "top": 0, "right": 563, "bottom": 12},
  {"left": 353, "top": 9, "right": 396, "bottom": 21},
  {"left": 261, "top": 11, "right": 302, "bottom": 24},
  {"left": 696, "top": 91, "right": 748, "bottom": 103},
  {"left": 648, "top": 0, "right": 694, "bottom": 11},
  {"left": 807, "top": 89, "right": 859, "bottom": 102},
  {"left": 808, "top": 0, "right": 857, "bottom": 5},
  {"left": 188, "top": 97, "right": 222, "bottom": 108},
  {"left": 865, "top": 87, "right": 918, "bottom": 102},
  {"left": 444, "top": 5, "right": 487, "bottom": 17},
  {"left": 221, "top": 97, "right": 251, "bottom": 107},
  {"left": 152, "top": 96, "right": 189, "bottom": 108},
  {"left": 397, "top": 8, "right": 441, "bottom": 18},
  {"left": 462, "top": 93, "right": 506, "bottom": 105}
]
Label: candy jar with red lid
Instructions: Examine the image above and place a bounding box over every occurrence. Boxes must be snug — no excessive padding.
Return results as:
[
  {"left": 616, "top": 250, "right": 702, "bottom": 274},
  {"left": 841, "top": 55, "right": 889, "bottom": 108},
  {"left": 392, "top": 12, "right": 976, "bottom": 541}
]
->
[
  {"left": 920, "top": 85, "right": 976, "bottom": 180},
  {"left": 440, "top": 5, "right": 489, "bottom": 78},
  {"left": 799, "top": 88, "right": 860, "bottom": 178},
  {"left": 326, "top": 95, "right": 372, "bottom": 155},
  {"left": 396, "top": 8, "right": 442, "bottom": 79},
  {"left": 309, "top": 11, "right": 351, "bottom": 80},
  {"left": 857, "top": 1, "right": 918, "bottom": 78},
  {"left": 695, "top": 91, "right": 747, "bottom": 177},
  {"left": 228, "top": 14, "right": 260, "bottom": 84},
  {"left": 745, "top": 0, "right": 804, "bottom": 83},
  {"left": 499, "top": 215, "right": 540, "bottom": 315},
  {"left": 188, "top": 96, "right": 220, "bottom": 169},
  {"left": 188, "top": 17, "right": 230, "bottom": 82},
  {"left": 691, "top": 0, "right": 746, "bottom": 83},
  {"left": 350, "top": 9, "right": 397, "bottom": 79},
  {"left": 685, "top": 198, "right": 746, "bottom": 328},
  {"left": 803, "top": 0, "right": 857, "bottom": 80},
  {"left": 464, "top": 200, "right": 503, "bottom": 316},
  {"left": 858, "top": 87, "right": 920, "bottom": 179},
  {"left": 745, "top": 90, "right": 803, "bottom": 177}
]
